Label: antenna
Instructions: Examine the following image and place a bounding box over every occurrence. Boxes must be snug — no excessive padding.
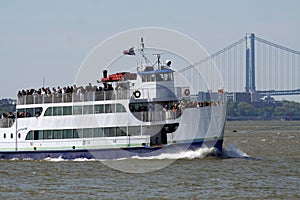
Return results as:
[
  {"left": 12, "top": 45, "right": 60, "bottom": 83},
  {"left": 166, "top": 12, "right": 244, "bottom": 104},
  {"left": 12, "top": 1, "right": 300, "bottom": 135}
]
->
[
  {"left": 152, "top": 53, "right": 163, "bottom": 70},
  {"left": 141, "top": 37, "right": 144, "bottom": 51},
  {"left": 140, "top": 37, "right": 151, "bottom": 66}
]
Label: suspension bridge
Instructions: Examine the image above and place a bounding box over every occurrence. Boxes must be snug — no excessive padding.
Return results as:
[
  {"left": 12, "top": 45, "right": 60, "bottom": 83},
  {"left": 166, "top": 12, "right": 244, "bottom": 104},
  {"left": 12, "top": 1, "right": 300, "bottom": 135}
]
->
[{"left": 188, "top": 33, "right": 300, "bottom": 102}]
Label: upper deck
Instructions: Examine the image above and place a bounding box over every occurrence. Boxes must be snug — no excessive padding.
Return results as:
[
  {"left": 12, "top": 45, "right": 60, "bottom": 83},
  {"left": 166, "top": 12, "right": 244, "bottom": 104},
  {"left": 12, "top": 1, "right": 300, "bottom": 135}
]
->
[{"left": 17, "top": 86, "right": 189, "bottom": 106}]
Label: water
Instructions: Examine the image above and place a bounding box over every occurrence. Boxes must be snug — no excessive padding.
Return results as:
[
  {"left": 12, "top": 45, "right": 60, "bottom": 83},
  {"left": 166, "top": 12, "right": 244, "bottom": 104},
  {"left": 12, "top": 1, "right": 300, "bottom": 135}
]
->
[{"left": 1, "top": 121, "right": 299, "bottom": 199}]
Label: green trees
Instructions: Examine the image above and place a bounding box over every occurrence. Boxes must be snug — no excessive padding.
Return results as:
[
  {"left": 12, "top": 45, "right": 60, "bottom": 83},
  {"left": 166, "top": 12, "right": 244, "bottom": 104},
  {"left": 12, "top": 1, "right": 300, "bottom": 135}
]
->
[{"left": 227, "top": 100, "right": 300, "bottom": 119}]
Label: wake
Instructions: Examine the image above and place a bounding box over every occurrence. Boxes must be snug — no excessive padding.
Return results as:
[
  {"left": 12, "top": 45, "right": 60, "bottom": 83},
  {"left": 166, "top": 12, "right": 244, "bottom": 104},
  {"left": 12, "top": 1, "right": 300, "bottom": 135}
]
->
[
  {"left": 33, "top": 145, "right": 250, "bottom": 162},
  {"left": 221, "top": 144, "right": 249, "bottom": 158}
]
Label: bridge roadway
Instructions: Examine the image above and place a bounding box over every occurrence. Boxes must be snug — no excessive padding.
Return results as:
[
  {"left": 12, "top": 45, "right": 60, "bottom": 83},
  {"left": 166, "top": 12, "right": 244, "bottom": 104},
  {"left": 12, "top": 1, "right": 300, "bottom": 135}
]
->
[{"left": 256, "top": 89, "right": 300, "bottom": 97}]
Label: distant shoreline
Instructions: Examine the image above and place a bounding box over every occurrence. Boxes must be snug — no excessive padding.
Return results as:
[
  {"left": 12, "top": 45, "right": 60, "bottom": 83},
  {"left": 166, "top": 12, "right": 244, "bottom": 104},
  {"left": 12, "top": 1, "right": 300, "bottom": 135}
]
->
[{"left": 227, "top": 116, "right": 300, "bottom": 121}]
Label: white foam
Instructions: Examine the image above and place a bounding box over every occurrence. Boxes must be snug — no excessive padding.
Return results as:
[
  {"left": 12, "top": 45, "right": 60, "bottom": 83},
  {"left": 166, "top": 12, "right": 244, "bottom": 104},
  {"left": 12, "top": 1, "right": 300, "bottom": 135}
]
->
[
  {"left": 44, "top": 156, "right": 65, "bottom": 162},
  {"left": 130, "top": 147, "right": 216, "bottom": 160},
  {"left": 27, "top": 147, "right": 219, "bottom": 162},
  {"left": 222, "top": 144, "right": 249, "bottom": 158}
]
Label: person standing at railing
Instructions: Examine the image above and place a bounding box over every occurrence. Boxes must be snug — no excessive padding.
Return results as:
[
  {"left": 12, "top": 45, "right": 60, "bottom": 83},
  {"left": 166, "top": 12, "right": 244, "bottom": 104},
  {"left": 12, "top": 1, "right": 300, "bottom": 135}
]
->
[
  {"left": 148, "top": 103, "right": 154, "bottom": 121},
  {"left": 162, "top": 105, "right": 168, "bottom": 120},
  {"left": 85, "top": 83, "right": 94, "bottom": 101}
]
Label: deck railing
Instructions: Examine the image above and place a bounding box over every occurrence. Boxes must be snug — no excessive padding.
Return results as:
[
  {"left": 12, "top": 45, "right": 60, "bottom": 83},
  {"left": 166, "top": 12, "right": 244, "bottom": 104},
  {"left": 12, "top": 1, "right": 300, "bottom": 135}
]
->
[
  {"left": 17, "top": 87, "right": 189, "bottom": 105},
  {"left": 132, "top": 110, "right": 182, "bottom": 122},
  {"left": 0, "top": 118, "right": 15, "bottom": 128}
]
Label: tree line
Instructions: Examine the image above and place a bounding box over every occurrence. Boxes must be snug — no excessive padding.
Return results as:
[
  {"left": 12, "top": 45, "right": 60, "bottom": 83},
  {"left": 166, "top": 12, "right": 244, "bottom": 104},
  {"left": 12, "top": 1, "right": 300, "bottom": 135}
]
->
[{"left": 227, "top": 100, "right": 300, "bottom": 120}]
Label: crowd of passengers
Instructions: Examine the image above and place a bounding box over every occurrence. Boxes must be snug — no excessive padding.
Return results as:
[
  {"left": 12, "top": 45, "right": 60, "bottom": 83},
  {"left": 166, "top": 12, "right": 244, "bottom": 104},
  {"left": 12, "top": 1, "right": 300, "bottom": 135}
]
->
[
  {"left": 0, "top": 112, "right": 15, "bottom": 127},
  {"left": 128, "top": 100, "right": 221, "bottom": 122},
  {"left": 130, "top": 100, "right": 221, "bottom": 113},
  {"left": 1, "top": 110, "right": 41, "bottom": 119},
  {"left": 1, "top": 112, "right": 15, "bottom": 119},
  {"left": 17, "top": 83, "right": 114, "bottom": 97}
]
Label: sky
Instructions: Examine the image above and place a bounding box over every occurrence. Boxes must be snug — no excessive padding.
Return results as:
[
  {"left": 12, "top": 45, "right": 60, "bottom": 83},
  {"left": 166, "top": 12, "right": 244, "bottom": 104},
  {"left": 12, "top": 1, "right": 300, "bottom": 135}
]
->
[{"left": 0, "top": 0, "right": 299, "bottom": 100}]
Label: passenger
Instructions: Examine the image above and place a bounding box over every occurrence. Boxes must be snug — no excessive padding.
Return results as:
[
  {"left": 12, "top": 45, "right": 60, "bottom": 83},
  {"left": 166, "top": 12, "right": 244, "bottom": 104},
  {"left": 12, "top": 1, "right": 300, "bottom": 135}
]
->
[
  {"left": 85, "top": 83, "right": 93, "bottom": 91},
  {"left": 107, "top": 84, "right": 113, "bottom": 91},
  {"left": 1, "top": 113, "right": 7, "bottom": 118},
  {"left": 62, "top": 87, "right": 67, "bottom": 94},
  {"left": 7, "top": 112, "right": 15, "bottom": 119},
  {"left": 57, "top": 86, "right": 62, "bottom": 94},
  {"left": 66, "top": 86, "right": 71, "bottom": 93},
  {"left": 17, "top": 91, "right": 22, "bottom": 97},
  {"left": 162, "top": 105, "right": 168, "bottom": 120},
  {"left": 35, "top": 111, "right": 41, "bottom": 117},
  {"left": 41, "top": 87, "right": 46, "bottom": 95},
  {"left": 37, "top": 88, "right": 41, "bottom": 95},
  {"left": 52, "top": 87, "right": 57, "bottom": 94},
  {"left": 25, "top": 111, "right": 31, "bottom": 117},
  {"left": 46, "top": 87, "right": 51, "bottom": 95},
  {"left": 73, "top": 85, "right": 77, "bottom": 93}
]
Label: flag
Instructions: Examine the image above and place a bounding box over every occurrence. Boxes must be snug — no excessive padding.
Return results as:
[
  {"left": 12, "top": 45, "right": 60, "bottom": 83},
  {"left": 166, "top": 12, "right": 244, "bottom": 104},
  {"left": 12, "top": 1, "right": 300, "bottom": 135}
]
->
[{"left": 123, "top": 47, "right": 135, "bottom": 55}]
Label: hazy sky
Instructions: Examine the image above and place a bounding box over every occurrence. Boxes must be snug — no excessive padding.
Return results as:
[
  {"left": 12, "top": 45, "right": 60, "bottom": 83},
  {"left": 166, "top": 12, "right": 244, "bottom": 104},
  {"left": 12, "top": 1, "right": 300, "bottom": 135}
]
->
[{"left": 1, "top": 0, "right": 299, "bottom": 99}]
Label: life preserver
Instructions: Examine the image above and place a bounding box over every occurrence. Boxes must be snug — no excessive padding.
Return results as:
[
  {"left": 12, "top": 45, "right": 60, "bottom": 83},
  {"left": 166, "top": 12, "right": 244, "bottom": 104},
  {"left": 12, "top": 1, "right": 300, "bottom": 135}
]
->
[
  {"left": 184, "top": 89, "right": 190, "bottom": 96},
  {"left": 133, "top": 90, "right": 141, "bottom": 98}
]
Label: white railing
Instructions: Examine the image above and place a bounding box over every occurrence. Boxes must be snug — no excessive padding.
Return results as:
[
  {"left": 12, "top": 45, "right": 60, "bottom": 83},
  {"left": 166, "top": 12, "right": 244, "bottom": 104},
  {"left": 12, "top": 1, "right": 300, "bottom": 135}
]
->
[
  {"left": 17, "top": 87, "right": 189, "bottom": 105},
  {"left": 132, "top": 110, "right": 182, "bottom": 122},
  {"left": 0, "top": 118, "right": 15, "bottom": 128}
]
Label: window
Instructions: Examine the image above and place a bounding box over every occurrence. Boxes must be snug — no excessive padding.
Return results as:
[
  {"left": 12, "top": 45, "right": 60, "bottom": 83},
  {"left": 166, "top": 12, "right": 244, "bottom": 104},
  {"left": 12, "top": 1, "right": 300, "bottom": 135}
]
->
[
  {"left": 128, "top": 126, "right": 141, "bottom": 136},
  {"left": 83, "top": 128, "right": 93, "bottom": 138},
  {"left": 105, "top": 104, "right": 114, "bottom": 113},
  {"left": 75, "top": 129, "right": 83, "bottom": 138},
  {"left": 53, "top": 107, "right": 62, "bottom": 116},
  {"left": 116, "top": 104, "right": 126, "bottom": 112},
  {"left": 25, "top": 108, "right": 33, "bottom": 117},
  {"left": 11, "top": 133, "right": 13, "bottom": 139},
  {"left": 38, "top": 130, "right": 43, "bottom": 140},
  {"left": 34, "top": 107, "right": 43, "bottom": 117},
  {"left": 18, "top": 133, "right": 21, "bottom": 138},
  {"left": 3, "top": 133, "right": 6, "bottom": 139},
  {"left": 25, "top": 131, "right": 34, "bottom": 140},
  {"left": 94, "top": 128, "right": 103, "bottom": 137},
  {"left": 53, "top": 130, "right": 62, "bottom": 139},
  {"left": 83, "top": 105, "right": 93, "bottom": 114},
  {"left": 43, "top": 130, "right": 52, "bottom": 139},
  {"left": 116, "top": 127, "right": 127, "bottom": 136},
  {"left": 104, "top": 127, "right": 116, "bottom": 137},
  {"left": 18, "top": 109, "right": 25, "bottom": 117},
  {"left": 44, "top": 107, "right": 53, "bottom": 116},
  {"left": 94, "top": 104, "right": 104, "bottom": 114},
  {"left": 73, "top": 106, "right": 82, "bottom": 115},
  {"left": 63, "top": 106, "right": 72, "bottom": 115},
  {"left": 73, "top": 129, "right": 80, "bottom": 138},
  {"left": 63, "top": 129, "right": 73, "bottom": 139}
]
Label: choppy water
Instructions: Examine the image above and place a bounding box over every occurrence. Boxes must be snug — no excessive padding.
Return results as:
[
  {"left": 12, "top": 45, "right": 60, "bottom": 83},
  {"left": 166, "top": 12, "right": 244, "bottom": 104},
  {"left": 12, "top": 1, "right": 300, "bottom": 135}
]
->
[{"left": 1, "top": 121, "right": 299, "bottom": 199}]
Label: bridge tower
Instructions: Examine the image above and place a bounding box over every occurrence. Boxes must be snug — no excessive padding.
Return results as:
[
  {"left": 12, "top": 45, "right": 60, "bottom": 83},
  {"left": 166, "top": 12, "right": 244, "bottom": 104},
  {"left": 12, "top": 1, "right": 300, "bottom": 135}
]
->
[{"left": 245, "top": 33, "right": 256, "bottom": 92}]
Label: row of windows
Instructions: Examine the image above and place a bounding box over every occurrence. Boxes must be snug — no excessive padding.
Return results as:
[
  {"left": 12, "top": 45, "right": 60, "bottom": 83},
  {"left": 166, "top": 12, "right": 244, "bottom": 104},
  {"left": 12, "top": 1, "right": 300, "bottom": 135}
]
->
[
  {"left": 25, "top": 126, "right": 142, "bottom": 140},
  {"left": 3, "top": 133, "right": 21, "bottom": 139},
  {"left": 44, "top": 103, "right": 126, "bottom": 116},
  {"left": 18, "top": 107, "right": 43, "bottom": 118}
]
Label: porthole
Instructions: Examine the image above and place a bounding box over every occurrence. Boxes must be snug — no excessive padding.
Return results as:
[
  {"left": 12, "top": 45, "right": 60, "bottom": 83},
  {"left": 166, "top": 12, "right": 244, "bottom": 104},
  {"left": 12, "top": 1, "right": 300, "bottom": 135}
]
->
[
  {"left": 3, "top": 133, "right": 6, "bottom": 139},
  {"left": 11, "top": 133, "right": 13, "bottom": 139},
  {"left": 18, "top": 133, "right": 21, "bottom": 138}
]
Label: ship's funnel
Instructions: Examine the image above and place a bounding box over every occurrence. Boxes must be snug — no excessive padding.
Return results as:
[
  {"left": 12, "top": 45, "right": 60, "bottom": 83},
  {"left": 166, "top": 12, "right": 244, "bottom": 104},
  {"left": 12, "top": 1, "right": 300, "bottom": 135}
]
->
[{"left": 103, "top": 70, "right": 108, "bottom": 78}]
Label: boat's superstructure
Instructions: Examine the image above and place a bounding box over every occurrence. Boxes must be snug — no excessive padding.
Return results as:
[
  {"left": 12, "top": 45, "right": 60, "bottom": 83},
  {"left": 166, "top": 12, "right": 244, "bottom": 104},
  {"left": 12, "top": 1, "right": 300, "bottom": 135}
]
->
[{"left": 0, "top": 39, "right": 226, "bottom": 160}]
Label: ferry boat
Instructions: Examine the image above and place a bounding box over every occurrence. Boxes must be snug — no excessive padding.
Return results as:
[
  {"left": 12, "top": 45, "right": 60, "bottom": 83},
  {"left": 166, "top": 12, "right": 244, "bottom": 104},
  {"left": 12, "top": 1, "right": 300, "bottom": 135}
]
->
[{"left": 0, "top": 39, "right": 226, "bottom": 160}]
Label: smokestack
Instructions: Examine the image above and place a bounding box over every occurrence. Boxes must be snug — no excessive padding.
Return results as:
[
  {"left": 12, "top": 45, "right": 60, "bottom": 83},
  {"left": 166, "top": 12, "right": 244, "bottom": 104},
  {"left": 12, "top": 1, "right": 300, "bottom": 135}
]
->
[{"left": 103, "top": 70, "right": 108, "bottom": 78}]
